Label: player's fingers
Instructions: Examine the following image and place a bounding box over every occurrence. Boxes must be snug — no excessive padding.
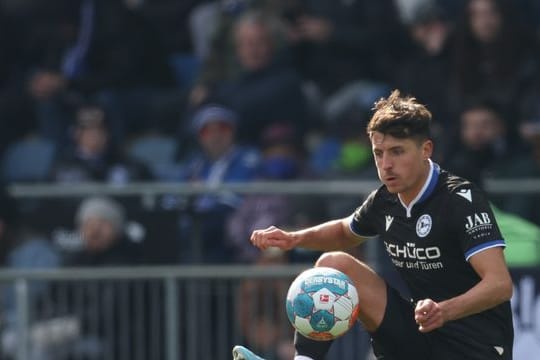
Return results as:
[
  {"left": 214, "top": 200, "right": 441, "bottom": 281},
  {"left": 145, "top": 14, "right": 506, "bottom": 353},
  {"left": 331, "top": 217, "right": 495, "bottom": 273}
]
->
[
  {"left": 416, "top": 301, "right": 443, "bottom": 332},
  {"left": 414, "top": 299, "right": 435, "bottom": 322},
  {"left": 418, "top": 315, "right": 443, "bottom": 333},
  {"left": 415, "top": 298, "right": 434, "bottom": 312},
  {"left": 250, "top": 230, "right": 269, "bottom": 248}
]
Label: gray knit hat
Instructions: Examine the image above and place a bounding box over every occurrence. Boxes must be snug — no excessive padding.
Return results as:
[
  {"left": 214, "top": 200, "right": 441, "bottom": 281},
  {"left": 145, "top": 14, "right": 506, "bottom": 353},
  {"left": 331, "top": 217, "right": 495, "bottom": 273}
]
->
[{"left": 75, "top": 197, "right": 125, "bottom": 232}]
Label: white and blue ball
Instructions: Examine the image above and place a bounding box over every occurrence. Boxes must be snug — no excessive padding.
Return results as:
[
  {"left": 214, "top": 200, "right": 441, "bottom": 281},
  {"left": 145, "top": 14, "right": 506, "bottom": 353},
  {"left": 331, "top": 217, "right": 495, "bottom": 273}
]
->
[{"left": 286, "top": 267, "right": 360, "bottom": 341}]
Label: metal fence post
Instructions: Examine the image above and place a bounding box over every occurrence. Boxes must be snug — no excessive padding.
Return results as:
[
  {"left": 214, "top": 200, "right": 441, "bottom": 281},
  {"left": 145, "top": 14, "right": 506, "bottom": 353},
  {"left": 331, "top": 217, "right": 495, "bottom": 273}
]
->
[
  {"left": 15, "top": 278, "right": 30, "bottom": 360},
  {"left": 165, "top": 277, "right": 179, "bottom": 360}
]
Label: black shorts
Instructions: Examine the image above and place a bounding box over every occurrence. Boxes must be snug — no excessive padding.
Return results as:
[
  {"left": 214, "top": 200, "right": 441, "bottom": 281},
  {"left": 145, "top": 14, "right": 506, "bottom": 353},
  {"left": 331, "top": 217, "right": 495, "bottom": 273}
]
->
[
  {"left": 370, "top": 284, "right": 432, "bottom": 360},
  {"left": 370, "top": 284, "right": 512, "bottom": 360}
]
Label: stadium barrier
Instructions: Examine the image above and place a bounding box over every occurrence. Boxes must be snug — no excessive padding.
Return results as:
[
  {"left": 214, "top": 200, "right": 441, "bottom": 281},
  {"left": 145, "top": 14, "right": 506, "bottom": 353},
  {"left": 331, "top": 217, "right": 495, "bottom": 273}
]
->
[
  {"left": 1, "top": 179, "right": 539, "bottom": 359},
  {"left": 0, "top": 264, "right": 376, "bottom": 360},
  {"left": 8, "top": 178, "right": 540, "bottom": 198},
  {"left": 1, "top": 266, "right": 540, "bottom": 360}
]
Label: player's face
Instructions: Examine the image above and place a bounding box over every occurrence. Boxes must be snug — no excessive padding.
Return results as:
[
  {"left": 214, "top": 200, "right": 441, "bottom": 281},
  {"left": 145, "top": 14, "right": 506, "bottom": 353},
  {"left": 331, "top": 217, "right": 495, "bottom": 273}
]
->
[{"left": 371, "top": 132, "right": 433, "bottom": 204}]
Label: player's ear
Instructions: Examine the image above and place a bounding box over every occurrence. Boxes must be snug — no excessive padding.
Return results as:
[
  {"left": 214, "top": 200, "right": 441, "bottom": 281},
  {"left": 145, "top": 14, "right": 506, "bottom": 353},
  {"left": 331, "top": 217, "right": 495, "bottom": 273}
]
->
[{"left": 421, "top": 139, "right": 433, "bottom": 159}]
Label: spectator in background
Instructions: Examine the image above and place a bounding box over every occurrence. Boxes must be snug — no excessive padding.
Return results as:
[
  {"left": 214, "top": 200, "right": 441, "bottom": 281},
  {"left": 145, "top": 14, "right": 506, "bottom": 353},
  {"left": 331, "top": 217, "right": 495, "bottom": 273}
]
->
[
  {"left": 177, "top": 104, "right": 260, "bottom": 263},
  {"left": 449, "top": 0, "right": 539, "bottom": 135},
  {"left": 49, "top": 104, "right": 152, "bottom": 184},
  {"left": 51, "top": 196, "right": 147, "bottom": 359},
  {"left": 61, "top": 196, "right": 142, "bottom": 266},
  {"left": 189, "top": 10, "right": 309, "bottom": 144},
  {"left": 279, "top": 0, "right": 409, "bottom": 97},
  {"left": 277, "top": 0, "right": 408, "bottom": 128},
  {"left": 396, "top": 1, "right": 454, "bottom": 159},
  {"left": 227, "top": 123, "right": 323, "bottom": 263},
  {"left": 445, "top": 100, "right": 538, "bottom": 220},
  {"left": 25, "top": 0, "right": 174, "bottom": 148}
]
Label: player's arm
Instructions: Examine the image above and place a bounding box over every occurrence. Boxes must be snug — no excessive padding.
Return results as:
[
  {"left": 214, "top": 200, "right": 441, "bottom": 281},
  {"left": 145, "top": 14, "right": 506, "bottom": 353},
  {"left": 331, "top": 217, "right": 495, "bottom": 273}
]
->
[
  {"left": 415, "top": 247, "right": 513, "bottom": 333},
  {"left": 415, "top": 185, "right": 514, "bottom": 332},
  {"left": 250, "top": 217, "right": 368, "bottom": 252}
]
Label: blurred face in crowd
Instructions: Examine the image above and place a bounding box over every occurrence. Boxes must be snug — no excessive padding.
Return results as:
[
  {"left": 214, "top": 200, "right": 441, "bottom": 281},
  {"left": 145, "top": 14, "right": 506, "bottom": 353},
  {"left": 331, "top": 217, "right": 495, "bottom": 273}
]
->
[
  {"left": 80, "top": 217, "right": 118, "bottom": 253},
  {"left": 411, "top": 19, "right": 449, "bottom": 55},
  {"left": 468, "top": 0, "right": 501, "bottom": 43},
  {"left": 461, "top": 107, "right": 504, "bottom": 150},
  {"left": 75, "top": 108, "right": 109, "bottom": 156},
  {"left": 198, "top": 121, "right": 235, "bottom": 160},
  {"left": 234, "top": 21, "right": 274, "bottom": 71}
]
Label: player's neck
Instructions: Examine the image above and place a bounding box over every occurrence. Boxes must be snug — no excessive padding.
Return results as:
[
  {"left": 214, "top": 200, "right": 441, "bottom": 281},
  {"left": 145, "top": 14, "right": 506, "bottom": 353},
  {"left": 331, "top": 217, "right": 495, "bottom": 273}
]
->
[{"left": 398, "top": 160, "right": 432, "bottom": 206}]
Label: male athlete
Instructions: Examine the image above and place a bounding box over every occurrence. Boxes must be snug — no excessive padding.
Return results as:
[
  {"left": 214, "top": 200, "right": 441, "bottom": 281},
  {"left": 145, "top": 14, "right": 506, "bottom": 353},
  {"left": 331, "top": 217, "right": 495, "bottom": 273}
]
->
[{"left": 233, "top": 90, "right": 514, "bottom": 359}]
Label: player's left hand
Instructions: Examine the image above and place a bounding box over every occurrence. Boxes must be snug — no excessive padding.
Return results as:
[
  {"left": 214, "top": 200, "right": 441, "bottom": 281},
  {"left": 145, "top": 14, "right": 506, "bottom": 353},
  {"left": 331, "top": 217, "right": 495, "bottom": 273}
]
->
[{"left": 414, "top": 298, "right": 445, "bottom": 333}]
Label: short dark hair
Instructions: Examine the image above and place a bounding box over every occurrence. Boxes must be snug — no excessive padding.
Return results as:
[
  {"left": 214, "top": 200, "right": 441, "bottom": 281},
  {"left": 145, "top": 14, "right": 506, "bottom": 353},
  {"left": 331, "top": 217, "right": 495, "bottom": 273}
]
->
[{"left": 367, "top": 90, "right": 432, "bottom": 142}]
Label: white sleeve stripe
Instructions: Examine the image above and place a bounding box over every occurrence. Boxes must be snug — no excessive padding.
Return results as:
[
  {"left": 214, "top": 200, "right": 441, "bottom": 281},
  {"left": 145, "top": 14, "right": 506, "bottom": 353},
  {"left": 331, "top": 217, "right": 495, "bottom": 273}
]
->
[{"left": 465, "top": 243, "right": 506, "bottom": 261}]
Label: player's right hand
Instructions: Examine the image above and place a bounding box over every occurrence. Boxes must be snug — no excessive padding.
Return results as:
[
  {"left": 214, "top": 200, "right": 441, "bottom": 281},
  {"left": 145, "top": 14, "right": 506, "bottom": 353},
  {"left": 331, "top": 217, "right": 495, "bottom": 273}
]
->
[{"left": 250, "top": 226, "right": 298, "bottom": 251}]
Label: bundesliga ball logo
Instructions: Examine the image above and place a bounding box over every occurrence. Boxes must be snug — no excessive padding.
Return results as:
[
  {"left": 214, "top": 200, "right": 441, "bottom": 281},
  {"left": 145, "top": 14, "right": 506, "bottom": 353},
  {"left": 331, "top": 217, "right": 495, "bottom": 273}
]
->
[{"left": 286, "top": 267, "right": 360, "bottom": 341}]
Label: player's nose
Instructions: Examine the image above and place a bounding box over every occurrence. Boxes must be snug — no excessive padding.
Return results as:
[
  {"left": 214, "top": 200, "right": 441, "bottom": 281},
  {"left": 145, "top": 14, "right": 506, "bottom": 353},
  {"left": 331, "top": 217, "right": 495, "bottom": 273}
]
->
[{"left": 380, "top": 153, "right": 393, "bottom": 170}]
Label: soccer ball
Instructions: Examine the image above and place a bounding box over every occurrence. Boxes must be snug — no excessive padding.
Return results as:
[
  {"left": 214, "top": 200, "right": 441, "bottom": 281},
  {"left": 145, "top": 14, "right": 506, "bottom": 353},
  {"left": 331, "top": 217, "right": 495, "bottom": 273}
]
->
[{"left": 286, "top": 267, "right": 360, "bottom": 341}]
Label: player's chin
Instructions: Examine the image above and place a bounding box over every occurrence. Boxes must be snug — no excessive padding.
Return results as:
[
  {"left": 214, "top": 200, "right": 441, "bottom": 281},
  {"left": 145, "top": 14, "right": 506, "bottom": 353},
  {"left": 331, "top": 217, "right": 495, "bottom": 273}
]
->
[
  {"left": 384, "top": 183, "right": 401, "bottom": 193},
  {"left": 382, "top": 178, "right": 401, "bottom": 191}
]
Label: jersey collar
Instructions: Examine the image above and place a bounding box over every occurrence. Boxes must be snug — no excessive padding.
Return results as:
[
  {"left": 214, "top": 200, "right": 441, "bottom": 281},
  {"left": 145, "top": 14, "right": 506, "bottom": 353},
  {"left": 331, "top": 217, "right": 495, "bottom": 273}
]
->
[{"left": 398, "top": 159, "right": 440, "bottom": 217}]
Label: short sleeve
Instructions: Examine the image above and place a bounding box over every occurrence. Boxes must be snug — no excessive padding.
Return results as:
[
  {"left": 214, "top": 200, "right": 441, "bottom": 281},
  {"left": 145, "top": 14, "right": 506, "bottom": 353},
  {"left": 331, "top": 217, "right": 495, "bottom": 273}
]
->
[
  {"left": 451, "top": 186, "right": 505, "bottom": 261},
  {"left": 349, "top": 190, "right": 379, "bottom": 237}
]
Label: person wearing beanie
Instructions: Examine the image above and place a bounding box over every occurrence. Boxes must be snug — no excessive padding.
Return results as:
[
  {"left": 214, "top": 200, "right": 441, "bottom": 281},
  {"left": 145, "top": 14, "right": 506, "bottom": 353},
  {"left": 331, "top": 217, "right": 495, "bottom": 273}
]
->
[{"left": 64, "top": 196, "right": 141, "bottom": 266}]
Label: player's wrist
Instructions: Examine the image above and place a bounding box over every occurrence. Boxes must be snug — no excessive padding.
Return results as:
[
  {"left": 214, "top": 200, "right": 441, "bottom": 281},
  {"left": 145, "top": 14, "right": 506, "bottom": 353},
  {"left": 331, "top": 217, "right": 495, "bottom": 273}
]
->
[
  {"left": 289, "top": 231, "right": 303, "bottom": 249},
  {"left": 437, "top": 300, "right": 451, "bottom": 324}
]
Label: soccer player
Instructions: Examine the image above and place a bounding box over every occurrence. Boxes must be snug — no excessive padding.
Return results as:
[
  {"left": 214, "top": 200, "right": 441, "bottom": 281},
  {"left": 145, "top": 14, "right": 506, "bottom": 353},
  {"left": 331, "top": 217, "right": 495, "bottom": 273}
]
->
[{"left": 233, "top": 90, "right": 514, "bottom": 359}]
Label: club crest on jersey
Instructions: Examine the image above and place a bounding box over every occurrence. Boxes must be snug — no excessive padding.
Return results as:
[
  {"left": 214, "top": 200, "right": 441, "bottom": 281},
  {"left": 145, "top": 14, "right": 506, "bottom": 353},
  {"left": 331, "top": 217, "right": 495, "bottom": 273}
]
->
[{"left": 416, "top": 214, "right": 432, "bottom": 238}]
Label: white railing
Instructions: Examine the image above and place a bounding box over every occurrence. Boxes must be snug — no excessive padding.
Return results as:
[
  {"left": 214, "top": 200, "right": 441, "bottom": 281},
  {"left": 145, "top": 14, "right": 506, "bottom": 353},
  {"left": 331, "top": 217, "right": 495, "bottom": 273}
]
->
[
  {"left": 8, "top": 178, "right": 540, "bottom": 198},
  {"left": 0, "top": 265, "right": 311, "bottom": 360}
]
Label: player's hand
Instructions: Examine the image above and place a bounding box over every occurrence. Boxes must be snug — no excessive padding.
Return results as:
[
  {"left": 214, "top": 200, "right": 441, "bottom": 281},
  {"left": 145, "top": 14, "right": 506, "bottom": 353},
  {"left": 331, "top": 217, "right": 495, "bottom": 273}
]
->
[
  {"left": 414, "top": 298, "right": 445, "bottom": 333},
  {"left": 250, "top": 226, "right": 298, "bottom": 251}
]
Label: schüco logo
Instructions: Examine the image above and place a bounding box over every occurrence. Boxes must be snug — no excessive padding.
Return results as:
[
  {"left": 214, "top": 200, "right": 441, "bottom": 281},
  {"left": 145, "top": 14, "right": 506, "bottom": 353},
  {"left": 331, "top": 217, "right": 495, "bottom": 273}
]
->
[{"left": 384, "top": 242, "right": 441, "bottom": 260}]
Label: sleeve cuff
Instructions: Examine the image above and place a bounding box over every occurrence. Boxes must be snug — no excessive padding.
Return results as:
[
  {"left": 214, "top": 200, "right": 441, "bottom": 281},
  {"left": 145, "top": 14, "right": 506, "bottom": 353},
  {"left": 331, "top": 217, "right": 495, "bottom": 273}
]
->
[{"left": 464, "top": 240, "right": 506, "bottom": 261}]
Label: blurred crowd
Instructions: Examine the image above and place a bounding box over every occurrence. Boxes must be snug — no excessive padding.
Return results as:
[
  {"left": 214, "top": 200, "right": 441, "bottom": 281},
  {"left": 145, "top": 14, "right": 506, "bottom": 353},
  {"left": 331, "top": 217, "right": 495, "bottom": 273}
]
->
[
  {"left": 0, "top": 0, "right": 539, "bottom": 262},
  {"left": 2, "top": 0, "right": 540, "bottom": 358},
  {"left": 0, "top": 0, "right": 539, "bottom": 259},
  {"left": 0, "top": 0, "right": 538, "bottom": 178}
]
